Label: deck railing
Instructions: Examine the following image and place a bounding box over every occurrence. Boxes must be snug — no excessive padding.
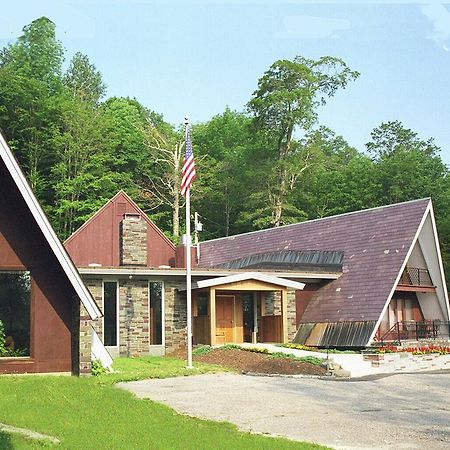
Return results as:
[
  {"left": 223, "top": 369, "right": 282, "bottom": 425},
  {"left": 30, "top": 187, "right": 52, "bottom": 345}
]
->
[
  {"left": 399, "top": 267, "right": 433, "bottom": 287},
  {"left": 377, "top": 320, "right": 450, "bottom": 344}
]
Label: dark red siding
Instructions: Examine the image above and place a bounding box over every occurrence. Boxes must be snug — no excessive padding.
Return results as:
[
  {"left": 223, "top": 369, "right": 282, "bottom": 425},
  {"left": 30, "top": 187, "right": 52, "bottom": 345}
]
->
[
  {"left": 0, "top": 163, "right": 75, "bottom": 374},
  {"left": 65, "top": 191, "right": 176, "bottom": 268}
]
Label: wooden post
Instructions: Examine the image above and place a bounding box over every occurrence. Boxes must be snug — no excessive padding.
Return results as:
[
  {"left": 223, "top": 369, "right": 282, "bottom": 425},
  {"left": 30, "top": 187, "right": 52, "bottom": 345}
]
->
[
  {"left": 281, "top": 289, "right": 288, "bottom": 343},
  {"left": 252, "top": 292, "right": 258, "bottom": 344},
  {"left": 210, "top": 288, "right": 216, "bottom": 346}
]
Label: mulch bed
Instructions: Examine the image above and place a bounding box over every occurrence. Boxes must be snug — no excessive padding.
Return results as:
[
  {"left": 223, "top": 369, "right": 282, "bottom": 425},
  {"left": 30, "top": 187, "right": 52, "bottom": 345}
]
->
[{"left": 167, "top": 347, "right": 327, "bottom": 376}]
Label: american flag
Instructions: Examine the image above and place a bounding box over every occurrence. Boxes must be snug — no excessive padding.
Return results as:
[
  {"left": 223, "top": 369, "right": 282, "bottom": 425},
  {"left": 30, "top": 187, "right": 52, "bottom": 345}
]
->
[{"left": 181, "top": 127, "right": 196, "bottom": 196}]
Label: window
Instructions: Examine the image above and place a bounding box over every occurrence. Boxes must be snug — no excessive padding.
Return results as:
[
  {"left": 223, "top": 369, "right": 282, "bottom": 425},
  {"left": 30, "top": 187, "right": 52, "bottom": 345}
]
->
[
  {"left": 0, "top": 271, "right": 31, "bottom": 356},
  {"left": 196, "top": 293, "right": 208, "bottom": 317},
  {"left": 150, "top": 282, "right": 163, "bottom": 345},
  {"left": 103, "top": 281, "right": 118, "bottom": 347}
]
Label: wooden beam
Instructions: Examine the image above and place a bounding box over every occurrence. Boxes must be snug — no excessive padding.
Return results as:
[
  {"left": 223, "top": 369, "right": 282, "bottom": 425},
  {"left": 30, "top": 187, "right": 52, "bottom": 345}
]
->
[
  {"left": 396, "top": 285, "right": 436, "bottom": 293},
  {"left": 209, "top": 288, "right": 216, "bottom": 346},
  {"left": 281, "top": 289, "right": 288, "bottom": 343}
]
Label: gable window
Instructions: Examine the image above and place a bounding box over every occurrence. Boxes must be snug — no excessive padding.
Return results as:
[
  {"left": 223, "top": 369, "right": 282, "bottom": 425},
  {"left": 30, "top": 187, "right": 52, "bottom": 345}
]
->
[
  {"left": 103, "top": 281, "right": 118, "bottom": 347},
  {"left": 0, "top": 271, "right": 31, "bottom": 357}
]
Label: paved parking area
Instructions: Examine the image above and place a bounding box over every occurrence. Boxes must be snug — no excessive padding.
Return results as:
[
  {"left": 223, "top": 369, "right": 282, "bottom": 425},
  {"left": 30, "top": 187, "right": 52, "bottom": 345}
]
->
[{"left": 120, "top": 372, "right": 450, "bottom": 449}]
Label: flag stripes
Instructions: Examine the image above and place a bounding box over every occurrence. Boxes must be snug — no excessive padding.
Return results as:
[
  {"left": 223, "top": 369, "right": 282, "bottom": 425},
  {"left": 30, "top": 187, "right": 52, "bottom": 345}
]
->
[{"left": 181, "top": 127, "right": 196, "bottom": 195}]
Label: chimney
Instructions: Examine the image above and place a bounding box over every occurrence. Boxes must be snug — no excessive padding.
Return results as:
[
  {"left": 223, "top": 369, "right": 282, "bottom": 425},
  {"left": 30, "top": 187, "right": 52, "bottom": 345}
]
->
[{"left": 120, "top": 213, "right": 147, "bottom": 266}]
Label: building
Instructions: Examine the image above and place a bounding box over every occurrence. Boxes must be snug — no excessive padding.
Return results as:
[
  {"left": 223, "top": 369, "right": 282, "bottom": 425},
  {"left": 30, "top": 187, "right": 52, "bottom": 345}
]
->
[
  {"left": 0, "top": 133, "right": 102, "bottom": 374},
  {"left": 66, "top": 191, "right": 450, "bottom": 355}
]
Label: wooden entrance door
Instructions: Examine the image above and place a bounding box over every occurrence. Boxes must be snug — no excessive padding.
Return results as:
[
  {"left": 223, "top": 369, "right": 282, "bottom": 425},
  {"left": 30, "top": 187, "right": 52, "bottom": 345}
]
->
[{"left": 215, "top": 295, "right": 244, "bottom": 344}]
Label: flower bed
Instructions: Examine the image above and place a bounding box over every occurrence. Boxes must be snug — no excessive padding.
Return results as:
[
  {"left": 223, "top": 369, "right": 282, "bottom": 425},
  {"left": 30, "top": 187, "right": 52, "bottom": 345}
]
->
[{"left": 375, "top": 345, "right": 450, "bottom": 355}]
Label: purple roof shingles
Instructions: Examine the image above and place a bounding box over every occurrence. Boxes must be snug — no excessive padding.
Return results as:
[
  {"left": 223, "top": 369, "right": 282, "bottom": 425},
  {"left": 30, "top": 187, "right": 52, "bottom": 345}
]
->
[{"left": 198, "top": 199, "right": 430, "bottom": 323}]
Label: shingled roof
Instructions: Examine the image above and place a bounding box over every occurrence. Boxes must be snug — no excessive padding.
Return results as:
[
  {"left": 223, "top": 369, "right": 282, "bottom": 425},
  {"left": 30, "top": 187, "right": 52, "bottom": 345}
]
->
[{"left": 198, "top": 199, "right": 431, "bottom": 326}]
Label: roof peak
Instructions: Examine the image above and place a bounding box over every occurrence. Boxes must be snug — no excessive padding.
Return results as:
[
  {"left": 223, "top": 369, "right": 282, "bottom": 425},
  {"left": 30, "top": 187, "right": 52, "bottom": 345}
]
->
[{"left": 200, "top": 198, "right": 431, "bottom": 246}]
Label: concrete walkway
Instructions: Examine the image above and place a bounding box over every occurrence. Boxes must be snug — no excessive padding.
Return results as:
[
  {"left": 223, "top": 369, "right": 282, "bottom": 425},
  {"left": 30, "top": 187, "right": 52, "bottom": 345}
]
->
[
  {"left": 239, "top": 343, "right": 450, "bottom": 378},
  {"left": 120, "top": 372, "right": 450, "bottom": 449}
]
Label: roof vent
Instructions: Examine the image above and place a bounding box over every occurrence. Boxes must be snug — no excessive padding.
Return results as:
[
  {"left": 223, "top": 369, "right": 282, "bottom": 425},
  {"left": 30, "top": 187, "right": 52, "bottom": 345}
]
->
[{"left": 123, "top": 213, "right": 141, "bottom": 221}]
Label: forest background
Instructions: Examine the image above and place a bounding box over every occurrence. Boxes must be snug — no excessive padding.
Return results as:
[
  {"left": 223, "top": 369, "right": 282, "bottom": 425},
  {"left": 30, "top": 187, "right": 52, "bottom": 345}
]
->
[{"left": 1, "top": 18, "right": 449, "bottom": 280}]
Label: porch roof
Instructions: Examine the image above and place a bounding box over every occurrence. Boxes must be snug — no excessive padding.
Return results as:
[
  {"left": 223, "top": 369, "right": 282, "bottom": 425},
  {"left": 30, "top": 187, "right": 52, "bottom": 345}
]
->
[{"left": 194, "top": 272, "right": 305, "bottom": 290}]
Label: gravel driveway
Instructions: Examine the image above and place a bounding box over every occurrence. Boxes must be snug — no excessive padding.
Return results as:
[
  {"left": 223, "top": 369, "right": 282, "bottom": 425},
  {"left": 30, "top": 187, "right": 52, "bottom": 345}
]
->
[{"left": 119, "top": 372, "right": 450, "bottom": 449}]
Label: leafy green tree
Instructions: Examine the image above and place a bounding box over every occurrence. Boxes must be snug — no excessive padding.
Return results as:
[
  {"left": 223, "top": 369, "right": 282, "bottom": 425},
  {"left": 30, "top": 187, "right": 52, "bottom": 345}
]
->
[
  {"left": 193, "top": 109, "right": 258, "bottom": 238},
  {"left": 367, "top": 121, "right": 450, "bottom": 279},
  {"left": 247, "top": 56, "right": 359, "bottom": 227},
  {"left": 64, "top": 52, "right": 106, "bottom": 105},
  {"left": 0, "top": 17, "right": 64, "bottom": 198}
]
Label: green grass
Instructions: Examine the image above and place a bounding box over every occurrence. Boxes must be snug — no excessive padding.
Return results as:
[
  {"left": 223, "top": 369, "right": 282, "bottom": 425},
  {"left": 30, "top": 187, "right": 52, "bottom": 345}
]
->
[
  {"left": 0, "top": 431, "right": 52, "bottom": 449},
  {"left": 0, "top": 357, "right": 327, "bottom": 449},
  {"left": 96, "top": 355, "right": 228, "bottom": 384}
]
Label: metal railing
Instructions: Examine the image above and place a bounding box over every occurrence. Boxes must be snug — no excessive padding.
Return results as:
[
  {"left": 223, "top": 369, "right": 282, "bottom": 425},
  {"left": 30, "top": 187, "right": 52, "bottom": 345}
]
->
[
  {"left": 399, "top": 267, "right": 433, "bottom": 287},
  {"left": 377, "top": 320, "right": 450, "bottom": 344}
]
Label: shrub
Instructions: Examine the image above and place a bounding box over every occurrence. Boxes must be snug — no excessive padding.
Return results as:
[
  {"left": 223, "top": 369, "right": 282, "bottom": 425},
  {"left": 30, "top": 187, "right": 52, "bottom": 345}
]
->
[
  {"left": 221, "top": 344, "right": 241, "bottom": 350},
  {"left": 91, "top": 359, "right": 108, "bottom": 376},
  {"left": 0, "top": 320, "right": 6, "bottom": 356},
  {"left": 298, "top": 356, "right": 324, "bottom": 366},
  {"left": 192, "top": 345, "right": 212, "bottom": 356}
]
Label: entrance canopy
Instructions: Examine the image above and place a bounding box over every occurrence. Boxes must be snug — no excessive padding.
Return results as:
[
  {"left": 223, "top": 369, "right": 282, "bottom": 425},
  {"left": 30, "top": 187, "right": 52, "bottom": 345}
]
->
[{"left": 194, "top": 272, "right": 305, "bottom": 291}]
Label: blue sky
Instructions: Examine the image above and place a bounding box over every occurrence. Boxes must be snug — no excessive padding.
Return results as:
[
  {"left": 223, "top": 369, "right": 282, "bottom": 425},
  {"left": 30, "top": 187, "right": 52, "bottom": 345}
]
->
[{"left": 1, "top": 1, "right": 450, "bottom": 164}]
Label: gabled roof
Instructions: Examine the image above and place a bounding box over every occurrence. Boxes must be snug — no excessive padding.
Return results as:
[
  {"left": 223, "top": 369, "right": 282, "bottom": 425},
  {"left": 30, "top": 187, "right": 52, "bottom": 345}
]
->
[
  {"left": 195, "top": 272, "right": 306, "bottom": 290},
  {"left": 64, "top": 190, "right": 175, "bottom": 268},
  {"left": 65, "top": 190, "right": 175, "bottom": 250},
  {"left": 198, "top": 199, "right": 433, "bottom": 327},
  {"left": 0, "top": 133, "right": 101, "bottom": 320}
]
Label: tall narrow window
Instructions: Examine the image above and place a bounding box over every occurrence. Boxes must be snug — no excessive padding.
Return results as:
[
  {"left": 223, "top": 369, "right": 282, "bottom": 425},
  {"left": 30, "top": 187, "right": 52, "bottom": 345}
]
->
[
  {"left": 0, "top": 271, "right": 31, "bottom": 356},
  {"left": 103, "top": 281, "right": 117, "bottom": 347},
  {"left": 150, "top": 282, "right": 163, "bottom": 345}
]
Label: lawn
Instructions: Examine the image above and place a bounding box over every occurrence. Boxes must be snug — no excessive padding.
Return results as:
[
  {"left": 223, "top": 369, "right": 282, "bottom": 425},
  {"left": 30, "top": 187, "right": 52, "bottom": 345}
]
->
[{"left": 0, "top": 356, "right": 327, "bottom": 449}]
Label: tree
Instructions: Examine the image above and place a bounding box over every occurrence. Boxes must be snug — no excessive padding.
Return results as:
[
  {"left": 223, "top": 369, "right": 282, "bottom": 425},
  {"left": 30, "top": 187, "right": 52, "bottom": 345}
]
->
[
  {"left": 64, "top": 52, "right": 106, "bottom": 105},
  {"left": 247, "top": 56, "right": 359, "bottom": 227},
  {"left": 0, "top": 17, "right": 63, "bottom": 90},
  {"left": 367, "top": 121, "right": 450, "bottom": 279},
  {"left": 0, "top": 17, "right": 65, "bottom": 198},
  {"left": 193, "top": 109, "right": 258, "bottom": 238},
  {"left": 140, "top": 119, "right": 184, "bottom": 240}
]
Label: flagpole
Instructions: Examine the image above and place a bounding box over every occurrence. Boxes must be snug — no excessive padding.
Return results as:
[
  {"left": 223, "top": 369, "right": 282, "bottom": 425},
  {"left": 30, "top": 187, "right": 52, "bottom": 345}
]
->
[{"left": 184, "top": 119, "right": 193, "bottom": 369}]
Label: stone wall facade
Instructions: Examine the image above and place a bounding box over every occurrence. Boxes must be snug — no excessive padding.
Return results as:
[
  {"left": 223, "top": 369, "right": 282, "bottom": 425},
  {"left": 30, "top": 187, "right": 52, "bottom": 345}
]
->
[
  {"left": 78, "top": 304, "right": 92, "bottom": 375},
  {"left": 164, "top": 287, "right": 187, "bottom": 353},
  {"left": 286, "top": 290, "right": 297, "bottom": 342},
  {"left": 263, "top": 291, "right": 282, "bottom": 316},
  {"left": 85, "top": 279, "right": 103, "bottom": 339},
  {"left": 120, "top": 216, "right": 147, "bottom": 266},
  {"left": 84, "top": 279, "right": 151, "bottom": 358},
  {"left": 118, "top": 280, "right": 150, "bottom": 357}
]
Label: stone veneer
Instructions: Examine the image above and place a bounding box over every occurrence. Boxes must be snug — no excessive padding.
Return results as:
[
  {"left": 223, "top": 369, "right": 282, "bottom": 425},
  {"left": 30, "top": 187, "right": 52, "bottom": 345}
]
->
[
  {"left": 263, "top": 291, "right": 282, "bottom": 316},
  {"left": 78, "top": 304, "right": 92, "bottom": 375},
  {"left": 164, "top": 287, "right": 187, "bottom": 353},
  {"left": 119, "top": 280, "right": 150, "bottom": 357},
  {"left": 120, "top": 215, "right": 147, "bottom": 266},
  {"left": 84, "top": 279, "right": 151, "bottom": 358},
  {"left": 286, "top": 290, "right": 297, "bottom": 342},
  {"left": 85, "top": 279, "right": 103, "bottom": 340}
]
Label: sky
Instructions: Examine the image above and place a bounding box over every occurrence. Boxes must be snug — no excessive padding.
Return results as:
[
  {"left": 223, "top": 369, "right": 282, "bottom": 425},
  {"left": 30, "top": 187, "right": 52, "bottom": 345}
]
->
[{"left": 1, "top": 0, "right": 450, "bottom": 164}]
